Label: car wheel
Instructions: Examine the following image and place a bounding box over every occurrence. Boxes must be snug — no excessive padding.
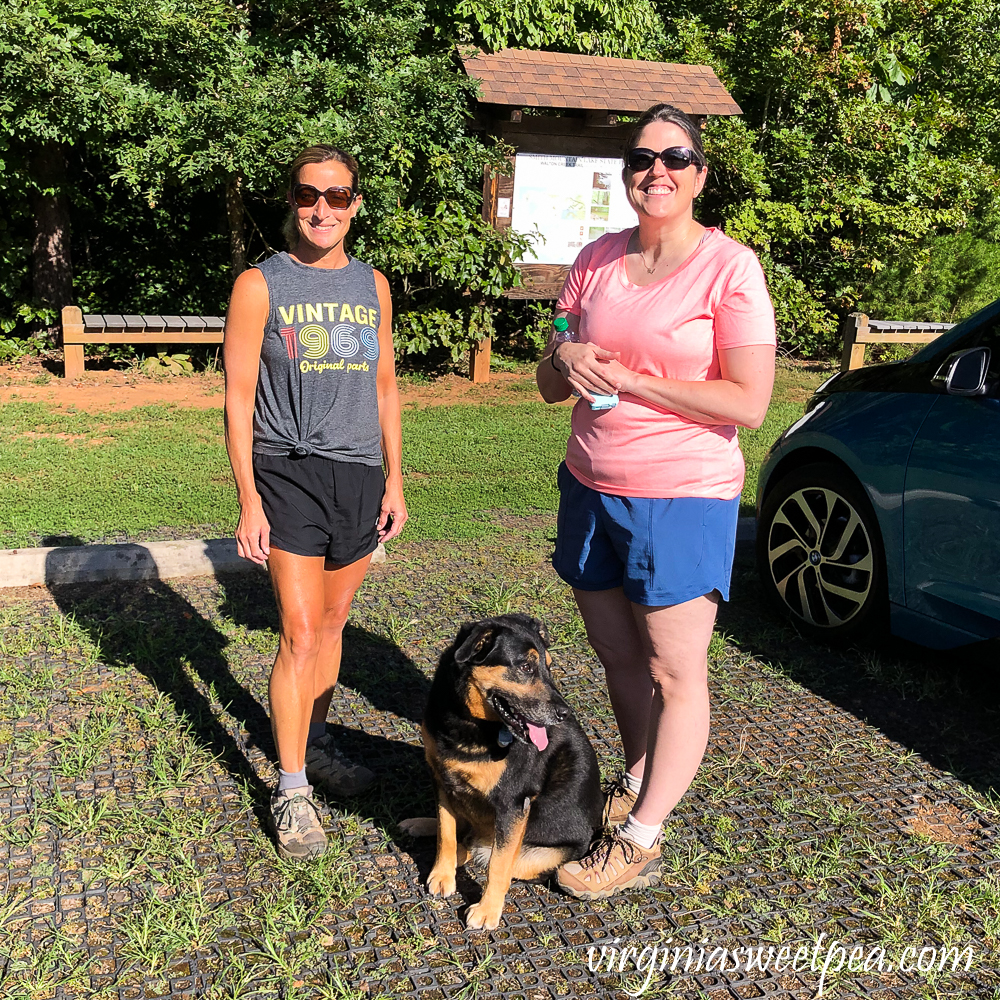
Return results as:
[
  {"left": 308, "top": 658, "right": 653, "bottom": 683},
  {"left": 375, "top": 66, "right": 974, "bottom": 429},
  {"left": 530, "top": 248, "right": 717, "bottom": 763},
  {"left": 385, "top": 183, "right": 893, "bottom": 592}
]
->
[{"left": 756, "top": 462, "right": 888, "bottom": 641}]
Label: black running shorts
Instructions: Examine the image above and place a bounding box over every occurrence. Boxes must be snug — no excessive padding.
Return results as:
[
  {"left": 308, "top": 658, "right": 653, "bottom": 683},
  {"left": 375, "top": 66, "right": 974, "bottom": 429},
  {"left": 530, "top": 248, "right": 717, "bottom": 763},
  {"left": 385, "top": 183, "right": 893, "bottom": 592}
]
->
[{"left": 253, "top": 453, "right": 385, "bottom": 564}]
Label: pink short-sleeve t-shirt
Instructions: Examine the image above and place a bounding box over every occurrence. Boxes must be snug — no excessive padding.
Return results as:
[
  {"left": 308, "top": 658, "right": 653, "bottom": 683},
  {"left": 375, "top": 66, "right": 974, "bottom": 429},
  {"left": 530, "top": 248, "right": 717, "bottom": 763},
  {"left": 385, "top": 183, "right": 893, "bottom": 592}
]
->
[{"left": 556, "top": 227, "right": 776, "bottom": 500}]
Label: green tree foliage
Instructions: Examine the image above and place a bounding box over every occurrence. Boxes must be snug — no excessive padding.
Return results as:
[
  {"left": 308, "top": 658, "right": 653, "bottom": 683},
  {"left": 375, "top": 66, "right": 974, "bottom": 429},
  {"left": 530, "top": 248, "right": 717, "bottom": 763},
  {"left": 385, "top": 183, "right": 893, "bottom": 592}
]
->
[
  {"left": 660, "top": 0, "right": 1000, "bottom": 351},
  {"left": 0, "top": 0, "right": 534, "bottom": 356},
  {"left": 454, "top": 0, "right": 665, "bottom": 57},
  {"left": 0, "top": 0, "right": 997, "bottom": 357}
]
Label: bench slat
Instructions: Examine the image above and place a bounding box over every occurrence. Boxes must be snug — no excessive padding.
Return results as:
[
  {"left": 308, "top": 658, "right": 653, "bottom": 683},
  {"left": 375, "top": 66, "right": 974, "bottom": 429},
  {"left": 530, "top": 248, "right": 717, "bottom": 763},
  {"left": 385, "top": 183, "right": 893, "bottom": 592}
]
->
[
  {"left": 70, "top": 332, "right": 225, "bottom": 345},
  {"left": 83, "top": 314, "right": 105, "bottom": 331},
  {"left": 141, "top": 315, "right": 166, "bottom": 332},
  {"left": 200, "top": 316, "right": 226, "bottom": 331},
  {"left": 103, "top": 314, "right": 126, "bottom": 331},
  {"left": 122, "top": 314, "right": 145, "bottom": 330},
  {"left": 857, "top": 331, "right": 944, "bottom": 344},
  {"left": 181, "top": 315, "right": 206, "bottom": 331},
  {"left": 161, "top": 315, "right": 186, "bottom": 331},
  {"left": 868, "top": 319, "right": 953, "bottom": 332}
]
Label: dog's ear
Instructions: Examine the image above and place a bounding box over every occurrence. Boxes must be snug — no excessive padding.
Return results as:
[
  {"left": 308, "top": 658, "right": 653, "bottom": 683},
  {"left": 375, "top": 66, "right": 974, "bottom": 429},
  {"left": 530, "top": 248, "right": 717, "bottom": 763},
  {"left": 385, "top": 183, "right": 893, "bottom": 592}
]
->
[
  {"left": 504, "top": 612, "right": 550, "bottom": 649},
  {"left": 536, "top": 621, "right": 551, "bottom": 649},
  {"left": 453, "top": 621, "right": 499, "bottom": 667}
]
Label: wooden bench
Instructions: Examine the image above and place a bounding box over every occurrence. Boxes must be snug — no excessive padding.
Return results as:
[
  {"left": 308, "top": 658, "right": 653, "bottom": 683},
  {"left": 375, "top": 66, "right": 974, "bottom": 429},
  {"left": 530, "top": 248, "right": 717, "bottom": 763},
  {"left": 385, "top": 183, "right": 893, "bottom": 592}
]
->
[
  {"left": 840, "top": 312, "right": 955, "bottom": 372},
  {"left": 60, "top": 306, "right": 226, "bottom": 379}
]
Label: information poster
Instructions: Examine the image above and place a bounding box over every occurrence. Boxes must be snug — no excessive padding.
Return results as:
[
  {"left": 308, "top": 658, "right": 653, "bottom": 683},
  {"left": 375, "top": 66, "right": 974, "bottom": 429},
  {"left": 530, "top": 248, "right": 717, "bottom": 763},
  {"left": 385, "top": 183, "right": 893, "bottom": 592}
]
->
[{"left": 510, "top": 153, "right": 637, "bottom": 265}]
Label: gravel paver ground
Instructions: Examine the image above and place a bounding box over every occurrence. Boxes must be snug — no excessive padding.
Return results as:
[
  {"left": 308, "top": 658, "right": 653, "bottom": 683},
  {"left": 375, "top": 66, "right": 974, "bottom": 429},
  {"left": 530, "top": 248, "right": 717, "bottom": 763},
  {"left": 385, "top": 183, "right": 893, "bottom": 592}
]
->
[{"left": 1, "top": 525, "right": 998, "bottom": 999}]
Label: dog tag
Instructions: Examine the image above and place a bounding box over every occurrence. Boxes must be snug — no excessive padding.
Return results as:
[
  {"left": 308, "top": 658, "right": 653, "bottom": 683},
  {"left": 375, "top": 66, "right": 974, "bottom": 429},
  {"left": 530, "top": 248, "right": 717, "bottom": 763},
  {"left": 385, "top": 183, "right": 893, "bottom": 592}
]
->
[{"left": 497, "top": 725, "right": 514, "bottom": 747}]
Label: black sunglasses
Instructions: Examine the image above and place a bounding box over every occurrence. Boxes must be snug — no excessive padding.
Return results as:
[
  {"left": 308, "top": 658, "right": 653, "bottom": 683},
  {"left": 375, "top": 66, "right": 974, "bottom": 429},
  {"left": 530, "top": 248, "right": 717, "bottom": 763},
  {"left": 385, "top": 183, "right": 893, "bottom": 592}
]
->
[
  {"left": 624, "top": 146, "right": 704, "bottom": 172},
  {"left": 292, "top": 184, "right": 357, "bottom": 210}
]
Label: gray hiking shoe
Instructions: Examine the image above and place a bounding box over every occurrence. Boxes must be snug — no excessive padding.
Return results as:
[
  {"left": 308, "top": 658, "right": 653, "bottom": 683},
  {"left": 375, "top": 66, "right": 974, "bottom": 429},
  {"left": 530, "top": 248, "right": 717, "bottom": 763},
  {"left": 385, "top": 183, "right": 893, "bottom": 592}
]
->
[
  {"left": 269, "top": 785, "right": 327, "bottom": 860},
  {"left": 305, "top": 734, "right": 376, "bottom": 796}
]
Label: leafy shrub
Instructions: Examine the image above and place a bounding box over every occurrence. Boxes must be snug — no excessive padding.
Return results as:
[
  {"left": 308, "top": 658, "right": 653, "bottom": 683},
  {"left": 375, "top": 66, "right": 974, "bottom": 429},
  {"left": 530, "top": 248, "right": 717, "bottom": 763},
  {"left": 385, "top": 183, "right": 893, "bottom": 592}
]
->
[{"left": 854, "top": 233, "right": 1000, "bottom": 324}]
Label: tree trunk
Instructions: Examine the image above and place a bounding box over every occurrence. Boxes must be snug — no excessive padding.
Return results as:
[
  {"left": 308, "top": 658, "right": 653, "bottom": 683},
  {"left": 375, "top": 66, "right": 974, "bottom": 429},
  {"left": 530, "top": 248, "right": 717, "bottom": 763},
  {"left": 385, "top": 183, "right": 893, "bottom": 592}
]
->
[
  {"left": 225, "top": 174, "right": 247, "bottom": 279},
  {"left": 30, "top": 141, "right": 74, "bottom": 334}
]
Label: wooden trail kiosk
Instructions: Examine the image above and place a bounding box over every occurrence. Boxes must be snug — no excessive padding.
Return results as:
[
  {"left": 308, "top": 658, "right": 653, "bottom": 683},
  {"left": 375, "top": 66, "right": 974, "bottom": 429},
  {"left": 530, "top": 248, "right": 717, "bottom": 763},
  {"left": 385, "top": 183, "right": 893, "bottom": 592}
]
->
[{"left": 461, "top": 47, "right": 741, "bottom": 381}]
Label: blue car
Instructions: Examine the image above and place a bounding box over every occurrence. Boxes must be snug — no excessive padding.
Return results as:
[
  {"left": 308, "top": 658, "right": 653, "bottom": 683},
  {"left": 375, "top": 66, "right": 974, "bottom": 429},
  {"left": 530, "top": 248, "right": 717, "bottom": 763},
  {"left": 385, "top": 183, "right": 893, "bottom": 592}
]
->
[{"left": 756, "top": 298, "right": 1000, "bottom": 649}]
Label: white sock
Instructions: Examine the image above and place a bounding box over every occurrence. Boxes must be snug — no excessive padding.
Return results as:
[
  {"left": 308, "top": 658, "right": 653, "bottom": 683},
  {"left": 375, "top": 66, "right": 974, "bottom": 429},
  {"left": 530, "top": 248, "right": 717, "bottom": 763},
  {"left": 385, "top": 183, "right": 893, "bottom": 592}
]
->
[
  {"left": 620, "top": 813, "right": 661, "bottom": 850},
  {"left": 623, "top": 770, "right": 643, "bottom": 795}
]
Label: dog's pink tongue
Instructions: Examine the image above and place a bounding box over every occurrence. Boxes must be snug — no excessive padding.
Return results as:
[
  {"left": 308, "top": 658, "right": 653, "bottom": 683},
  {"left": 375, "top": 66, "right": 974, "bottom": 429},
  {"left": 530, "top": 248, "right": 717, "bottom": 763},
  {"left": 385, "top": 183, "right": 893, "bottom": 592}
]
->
[{"left": 526, "top": 723, "right": 548, "bottom": 751}]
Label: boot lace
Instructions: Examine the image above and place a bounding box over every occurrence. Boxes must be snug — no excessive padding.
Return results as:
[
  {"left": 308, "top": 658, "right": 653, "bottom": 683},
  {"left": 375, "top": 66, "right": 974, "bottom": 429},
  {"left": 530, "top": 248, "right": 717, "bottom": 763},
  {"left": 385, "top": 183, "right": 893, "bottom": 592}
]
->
[
  {"left": 579, "top": 830, "right": 642, "bottom": 870},
  {"left": 273, "top": 791, "right": 321, "bottom": 834}
]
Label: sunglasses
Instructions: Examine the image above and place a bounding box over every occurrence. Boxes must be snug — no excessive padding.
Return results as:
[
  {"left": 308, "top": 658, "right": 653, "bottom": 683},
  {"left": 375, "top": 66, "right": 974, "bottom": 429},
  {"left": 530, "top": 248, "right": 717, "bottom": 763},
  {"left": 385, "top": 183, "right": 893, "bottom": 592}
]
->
[
  {"left": 292, "top": 184, "right": 357, "bottom": 210},
  {"left": 624, "top": 146, "right": 703, "bottom": 172}
]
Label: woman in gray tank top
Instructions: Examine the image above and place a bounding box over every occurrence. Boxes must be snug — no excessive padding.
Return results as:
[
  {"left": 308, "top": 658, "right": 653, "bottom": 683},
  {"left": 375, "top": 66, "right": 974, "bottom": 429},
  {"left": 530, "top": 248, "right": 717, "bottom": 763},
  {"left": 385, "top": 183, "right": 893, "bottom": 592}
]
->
[{"left": 223, "top": 145, "right": 407, "bottom": 861}]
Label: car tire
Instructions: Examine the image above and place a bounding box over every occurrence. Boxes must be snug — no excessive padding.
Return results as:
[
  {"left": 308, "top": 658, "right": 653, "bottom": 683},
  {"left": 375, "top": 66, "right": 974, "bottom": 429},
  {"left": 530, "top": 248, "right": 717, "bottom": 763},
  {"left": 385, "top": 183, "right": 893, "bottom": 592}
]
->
[{"left": 756, "top": 462, "right": 888, "bottom": 642}]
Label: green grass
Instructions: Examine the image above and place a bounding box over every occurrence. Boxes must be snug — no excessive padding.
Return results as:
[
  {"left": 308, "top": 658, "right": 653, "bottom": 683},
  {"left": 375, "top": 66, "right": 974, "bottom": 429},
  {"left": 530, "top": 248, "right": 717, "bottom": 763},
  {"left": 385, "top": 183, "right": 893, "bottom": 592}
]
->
[{"left": 0, "top": 397, "right": 805, "bottom": 548}]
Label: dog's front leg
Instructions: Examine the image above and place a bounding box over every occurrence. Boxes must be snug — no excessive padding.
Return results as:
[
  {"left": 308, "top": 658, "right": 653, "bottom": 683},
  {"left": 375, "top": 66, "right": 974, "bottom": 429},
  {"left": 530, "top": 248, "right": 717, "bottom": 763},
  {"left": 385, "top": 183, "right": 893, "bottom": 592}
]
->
[
  {"left": 427, "top": 793, "right": 461, "bottom": 897},
  {"left": 465, "top": 797, "right": 530, "bottom": 930}
]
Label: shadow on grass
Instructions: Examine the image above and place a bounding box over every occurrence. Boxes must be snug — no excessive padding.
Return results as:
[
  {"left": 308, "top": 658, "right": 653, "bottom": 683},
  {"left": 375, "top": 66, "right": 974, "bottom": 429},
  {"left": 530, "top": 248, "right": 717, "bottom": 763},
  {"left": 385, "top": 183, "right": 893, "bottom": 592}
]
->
[
  {"left": 45, "top": 558, "right": 273, "bottom": 821},
  {"left": 44, "top": 552, "right": 436, "bottom": 838},
  {"left": 719, "top": 555, "right": 1000, "bottom": 800}
]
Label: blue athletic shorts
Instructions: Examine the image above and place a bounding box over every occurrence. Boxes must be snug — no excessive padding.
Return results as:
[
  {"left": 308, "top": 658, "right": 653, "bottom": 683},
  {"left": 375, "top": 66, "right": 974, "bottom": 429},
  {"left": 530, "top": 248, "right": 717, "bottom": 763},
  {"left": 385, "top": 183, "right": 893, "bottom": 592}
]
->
[{"left": 553, "top": 462, "right": 740, "bottom": 607}]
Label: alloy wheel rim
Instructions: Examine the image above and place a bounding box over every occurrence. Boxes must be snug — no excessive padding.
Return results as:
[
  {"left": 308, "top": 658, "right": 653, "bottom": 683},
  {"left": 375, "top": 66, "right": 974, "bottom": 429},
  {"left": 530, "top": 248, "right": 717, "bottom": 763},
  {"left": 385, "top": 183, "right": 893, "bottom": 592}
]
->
[{"left": 766, "top": 487, "right": 874, "bottom": 628}]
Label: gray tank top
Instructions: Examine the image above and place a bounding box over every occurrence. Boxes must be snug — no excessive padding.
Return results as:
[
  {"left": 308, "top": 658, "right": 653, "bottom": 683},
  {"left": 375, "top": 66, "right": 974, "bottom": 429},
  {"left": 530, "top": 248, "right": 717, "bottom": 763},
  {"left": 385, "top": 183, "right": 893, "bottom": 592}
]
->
[{"left": 252, "top": 252, "right": 382, "bottom": 465}]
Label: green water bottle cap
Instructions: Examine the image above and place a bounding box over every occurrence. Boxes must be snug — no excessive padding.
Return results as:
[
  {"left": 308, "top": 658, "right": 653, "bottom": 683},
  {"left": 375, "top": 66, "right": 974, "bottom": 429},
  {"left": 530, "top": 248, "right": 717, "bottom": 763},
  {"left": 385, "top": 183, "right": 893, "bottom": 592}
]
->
[{"left": 553, "top": 317, "right": 569, "bottom": 332}]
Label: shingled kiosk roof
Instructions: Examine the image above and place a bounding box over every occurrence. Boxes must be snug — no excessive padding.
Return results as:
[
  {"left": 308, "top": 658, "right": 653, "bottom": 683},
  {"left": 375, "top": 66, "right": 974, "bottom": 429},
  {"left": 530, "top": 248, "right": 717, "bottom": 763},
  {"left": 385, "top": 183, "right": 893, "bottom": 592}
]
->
[{"left": 460, "top": 48, "right": 741, "bottom": 116}]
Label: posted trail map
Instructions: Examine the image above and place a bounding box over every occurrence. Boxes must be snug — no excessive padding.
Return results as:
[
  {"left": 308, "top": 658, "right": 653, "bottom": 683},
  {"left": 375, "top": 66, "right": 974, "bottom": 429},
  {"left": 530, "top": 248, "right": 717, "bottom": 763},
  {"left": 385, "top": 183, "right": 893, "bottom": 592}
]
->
[{"left": 510, "top": 153, "right": 638, "bottom": 265}]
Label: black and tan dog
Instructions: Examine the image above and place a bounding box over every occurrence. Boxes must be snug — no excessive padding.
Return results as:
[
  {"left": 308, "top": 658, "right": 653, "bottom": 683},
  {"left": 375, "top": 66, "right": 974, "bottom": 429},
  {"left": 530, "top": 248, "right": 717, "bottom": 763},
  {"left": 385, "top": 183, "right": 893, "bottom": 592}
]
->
[{"left": 401, "top": 613, "right": 602, "bottom": 930}]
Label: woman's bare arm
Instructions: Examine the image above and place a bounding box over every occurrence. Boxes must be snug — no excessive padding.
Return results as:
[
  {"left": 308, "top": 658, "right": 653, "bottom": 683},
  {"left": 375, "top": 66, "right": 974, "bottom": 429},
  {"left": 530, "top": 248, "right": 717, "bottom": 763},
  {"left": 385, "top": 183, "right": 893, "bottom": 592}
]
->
[
  {"left": 223, "top": 268, "right": 270, "bottom": 562},
  {"left": 373, "top": 270, "right": 407, "bottom": 542},
  {"left": 604, "top": 344, "right": 776, "bottom": 428}
]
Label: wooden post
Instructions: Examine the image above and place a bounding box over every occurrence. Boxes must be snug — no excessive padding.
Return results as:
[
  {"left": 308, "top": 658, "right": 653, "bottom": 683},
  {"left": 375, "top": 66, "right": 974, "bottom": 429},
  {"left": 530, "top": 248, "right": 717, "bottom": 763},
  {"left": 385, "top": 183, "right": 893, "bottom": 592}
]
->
[
  {"left": 470, "top": 337, "right": 491, "bottom": 383},
  {"left": 62, "top": 305, "right": 85, "bottom": 379},
  {"left": 840, "top": 312, "right": 868, "bottom": 372}
]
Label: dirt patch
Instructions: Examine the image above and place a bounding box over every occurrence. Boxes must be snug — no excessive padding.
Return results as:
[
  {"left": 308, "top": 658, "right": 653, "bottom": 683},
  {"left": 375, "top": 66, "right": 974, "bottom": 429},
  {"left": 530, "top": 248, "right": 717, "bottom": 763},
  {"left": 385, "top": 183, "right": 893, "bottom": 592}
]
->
[
  {"left": 905, "top": 798, "right": 982, "bottom": 848},
  {"left": 0, "top": 357, "right": 560, "bottom": 413}
]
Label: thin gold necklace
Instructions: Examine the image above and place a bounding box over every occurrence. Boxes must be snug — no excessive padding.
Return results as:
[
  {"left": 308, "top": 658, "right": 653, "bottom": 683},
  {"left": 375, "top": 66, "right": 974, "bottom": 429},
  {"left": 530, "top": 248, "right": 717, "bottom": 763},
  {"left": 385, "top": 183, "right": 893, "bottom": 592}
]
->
[
  {"left": 632, "top": 233, "right": 658, "bottom": 273},
  {"left": 636, "top": 228, "right": 707, "bottom": 274}
]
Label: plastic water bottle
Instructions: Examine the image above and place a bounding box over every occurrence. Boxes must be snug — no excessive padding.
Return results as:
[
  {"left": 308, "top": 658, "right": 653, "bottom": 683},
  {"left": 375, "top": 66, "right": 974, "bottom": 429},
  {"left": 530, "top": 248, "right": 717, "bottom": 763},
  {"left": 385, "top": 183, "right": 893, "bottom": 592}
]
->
[{"left": 553, "top": 317, "right": 618, "bottom": 411}]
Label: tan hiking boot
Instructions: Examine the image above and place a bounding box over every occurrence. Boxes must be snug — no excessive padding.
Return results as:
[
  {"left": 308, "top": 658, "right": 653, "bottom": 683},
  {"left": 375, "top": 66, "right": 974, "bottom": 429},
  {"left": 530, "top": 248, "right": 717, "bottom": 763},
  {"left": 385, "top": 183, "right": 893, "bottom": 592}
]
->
[
  {"left": 270, "top": 785, "right": 327, "bottom": 860},
  {"left": 556, "top": 830, "right": 661, "bottom": 899},
  {"left": 305, "top": 734, "right": 376, "bottom": 796},
  {"left": 602, "top": 774, "right": 639, "bottom": 828}
]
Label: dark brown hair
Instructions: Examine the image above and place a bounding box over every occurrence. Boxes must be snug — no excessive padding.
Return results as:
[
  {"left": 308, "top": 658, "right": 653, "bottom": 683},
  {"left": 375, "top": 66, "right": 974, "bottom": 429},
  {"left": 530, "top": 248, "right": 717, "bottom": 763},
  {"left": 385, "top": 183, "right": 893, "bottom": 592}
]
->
[
  {"left": 624, "top": 104, "right": 705, "bottom": 170},
  {"left": 288, "top": 144, "right": 359, "bottom": 193},
  {"left": 283, "top": 144, "right": 360, "bottom": 249}
]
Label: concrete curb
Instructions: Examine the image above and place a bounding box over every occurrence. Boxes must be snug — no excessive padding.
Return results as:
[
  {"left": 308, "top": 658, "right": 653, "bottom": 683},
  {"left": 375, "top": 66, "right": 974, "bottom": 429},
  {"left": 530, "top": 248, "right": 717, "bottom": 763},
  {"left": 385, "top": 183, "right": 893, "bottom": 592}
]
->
[
  {"left": 0, "top": 518, "right": 753, "bottom": 589},
  {"left": 0, "top": 539, "right": 387, "bottom": 588}
]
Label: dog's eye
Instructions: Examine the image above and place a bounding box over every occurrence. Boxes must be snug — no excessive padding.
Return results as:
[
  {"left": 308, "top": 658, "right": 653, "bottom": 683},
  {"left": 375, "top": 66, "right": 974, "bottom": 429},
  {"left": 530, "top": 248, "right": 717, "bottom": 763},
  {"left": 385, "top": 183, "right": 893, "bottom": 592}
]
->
[{"left": 520, "top": 659, "right": 536, "bottom": 673}]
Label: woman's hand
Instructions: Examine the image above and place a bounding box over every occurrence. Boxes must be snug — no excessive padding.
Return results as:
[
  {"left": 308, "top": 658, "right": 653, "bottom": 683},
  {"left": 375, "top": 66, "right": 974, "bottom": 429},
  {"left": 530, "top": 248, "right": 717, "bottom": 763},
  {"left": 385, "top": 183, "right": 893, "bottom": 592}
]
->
[
  {"left": 378, "top": 478, "right": 408, "bottom": 543},
  {"left": 552, "top": 341, "right": 623, "bottom": 401},
  {"left": 599, "top": 359, "right": 643, "bottom": 396},
  {"left": 236, "top": 499, "right": 271, "bottom": 565}
]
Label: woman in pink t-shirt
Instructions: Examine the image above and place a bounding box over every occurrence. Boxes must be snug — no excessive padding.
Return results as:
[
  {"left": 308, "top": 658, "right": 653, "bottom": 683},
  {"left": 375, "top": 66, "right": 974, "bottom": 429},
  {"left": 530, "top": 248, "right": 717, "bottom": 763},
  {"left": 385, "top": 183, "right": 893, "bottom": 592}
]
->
[{"left": 536, "top": 104, "right": 776, "bottom": 897}]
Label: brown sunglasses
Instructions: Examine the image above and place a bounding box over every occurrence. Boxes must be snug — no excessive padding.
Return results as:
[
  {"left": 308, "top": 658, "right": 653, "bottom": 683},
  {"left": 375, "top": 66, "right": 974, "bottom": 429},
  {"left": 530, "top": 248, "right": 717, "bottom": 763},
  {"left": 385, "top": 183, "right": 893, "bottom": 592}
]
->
[{"left": 292, "top": 184, "right": 357, "bottom": 210}]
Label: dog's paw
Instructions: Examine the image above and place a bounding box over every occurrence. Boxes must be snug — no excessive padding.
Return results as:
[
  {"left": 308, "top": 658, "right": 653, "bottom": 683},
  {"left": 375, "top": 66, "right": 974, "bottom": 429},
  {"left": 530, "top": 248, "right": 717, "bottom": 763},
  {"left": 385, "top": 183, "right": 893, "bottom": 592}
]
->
[
  {"left": 399, "top": 817, "right": 438, "bottom": 837},
  {"left": 427, "top": 868, "right": 457, "bottom": 897},
  {"left": 465, "top": 900, "right": 502, "bottom": 930}
]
